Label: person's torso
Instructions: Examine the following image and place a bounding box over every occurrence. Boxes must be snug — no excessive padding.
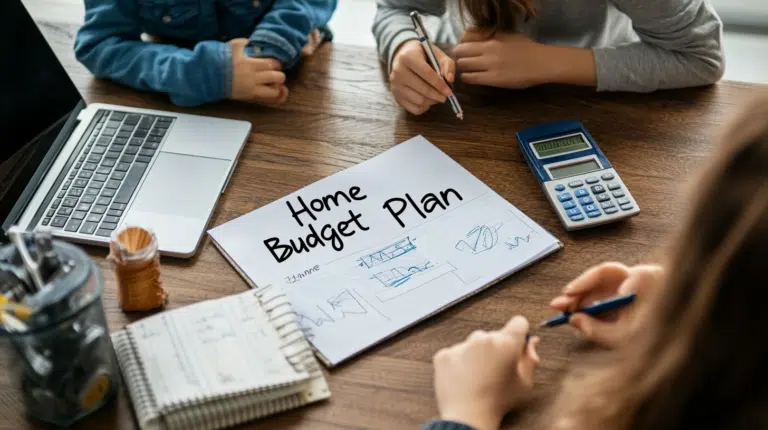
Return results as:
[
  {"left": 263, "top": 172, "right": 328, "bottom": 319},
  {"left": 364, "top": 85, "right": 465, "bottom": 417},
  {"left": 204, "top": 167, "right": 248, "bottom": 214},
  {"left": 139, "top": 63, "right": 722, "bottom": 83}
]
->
[
  {"left": 132, "top": 0, "right": 273, "bottom": 42},
  {"left": 439, "top": 0, "right": 639, "bottom": 48}
]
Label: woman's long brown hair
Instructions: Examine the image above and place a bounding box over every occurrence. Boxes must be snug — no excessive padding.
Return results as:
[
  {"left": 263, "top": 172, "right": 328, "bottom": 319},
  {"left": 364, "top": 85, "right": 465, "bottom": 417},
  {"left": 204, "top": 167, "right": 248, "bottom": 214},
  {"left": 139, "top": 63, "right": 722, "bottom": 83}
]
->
[
  {"left": 547, "top": 92, "right": 768, "bottom": 430},
  {"left": 460, "top": 0, "right": 536, "bottom": 34}
]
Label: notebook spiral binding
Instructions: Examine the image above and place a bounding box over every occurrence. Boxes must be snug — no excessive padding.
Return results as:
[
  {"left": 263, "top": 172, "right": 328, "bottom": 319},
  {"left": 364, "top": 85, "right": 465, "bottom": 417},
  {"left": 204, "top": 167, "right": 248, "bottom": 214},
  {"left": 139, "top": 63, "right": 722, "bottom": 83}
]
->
[{"left": 113, "top": 330, "right": 163, "bottom": 429}]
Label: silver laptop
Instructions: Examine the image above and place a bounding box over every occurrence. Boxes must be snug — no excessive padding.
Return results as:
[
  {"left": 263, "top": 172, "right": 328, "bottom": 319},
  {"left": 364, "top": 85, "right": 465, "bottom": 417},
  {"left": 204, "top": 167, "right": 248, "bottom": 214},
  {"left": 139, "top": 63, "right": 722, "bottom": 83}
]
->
[{"left": 1, "top": 0, "right": 251, "bottom": 258}]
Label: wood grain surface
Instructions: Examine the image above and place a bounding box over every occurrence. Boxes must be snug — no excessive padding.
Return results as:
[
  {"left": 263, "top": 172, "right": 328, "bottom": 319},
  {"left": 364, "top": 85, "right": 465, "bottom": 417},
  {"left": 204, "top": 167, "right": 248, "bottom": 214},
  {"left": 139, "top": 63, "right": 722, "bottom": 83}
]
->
[{"left": 1, "top": 10, "right": 764, "bottom": 430}]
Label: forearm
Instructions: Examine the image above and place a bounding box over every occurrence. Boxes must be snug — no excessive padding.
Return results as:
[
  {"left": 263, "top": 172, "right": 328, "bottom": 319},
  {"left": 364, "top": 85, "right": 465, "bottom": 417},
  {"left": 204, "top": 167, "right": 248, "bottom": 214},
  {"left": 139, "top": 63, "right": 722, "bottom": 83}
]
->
[
  {"left": 597, "top": 0, "right": 725, "bottom": 92},
  {"left": 74, "top": 0, "right": 229, "bottom": 106},
  {"left": 539, "top": 45, "right": 597, "bottom": 88},
  {"left": 592, "top": 41, "right": 723, "bottom": 92},
  {"left": 249, "top": 0, "right": 336, "bottom": 68},
  {"left": 75, "top": 37, "right": 230, "bottom": 106},
  {"left": 373, "top": 0, "right": 445, "bottom": 70}
]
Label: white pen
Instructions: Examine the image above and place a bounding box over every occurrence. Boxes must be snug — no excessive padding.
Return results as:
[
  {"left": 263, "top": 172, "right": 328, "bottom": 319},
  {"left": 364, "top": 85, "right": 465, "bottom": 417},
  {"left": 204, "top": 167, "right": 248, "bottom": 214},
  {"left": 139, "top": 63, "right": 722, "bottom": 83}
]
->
[{"left": 410, "top": 11, "right": 464, "bottom": 120}]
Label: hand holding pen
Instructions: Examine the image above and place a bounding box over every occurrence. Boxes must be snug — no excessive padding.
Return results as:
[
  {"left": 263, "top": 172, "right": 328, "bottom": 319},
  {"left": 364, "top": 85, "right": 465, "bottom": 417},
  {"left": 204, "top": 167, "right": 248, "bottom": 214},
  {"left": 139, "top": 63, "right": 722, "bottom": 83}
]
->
[
  {"left": 388, "top": 12, "right": 461, "bottom": 117},
  {"left": 546, "top": 263, "right": 664, "bottom": 347}
]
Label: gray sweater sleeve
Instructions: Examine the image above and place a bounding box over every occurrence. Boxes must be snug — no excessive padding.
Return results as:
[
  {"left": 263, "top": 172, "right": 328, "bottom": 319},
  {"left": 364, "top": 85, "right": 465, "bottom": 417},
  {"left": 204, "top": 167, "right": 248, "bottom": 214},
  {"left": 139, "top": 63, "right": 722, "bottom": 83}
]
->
[
  {"left": 594, "top": 0, "right": 725, "bottom": 92},
  {"left": 372, "top": 0, "right": 446, "bottom": 70}
]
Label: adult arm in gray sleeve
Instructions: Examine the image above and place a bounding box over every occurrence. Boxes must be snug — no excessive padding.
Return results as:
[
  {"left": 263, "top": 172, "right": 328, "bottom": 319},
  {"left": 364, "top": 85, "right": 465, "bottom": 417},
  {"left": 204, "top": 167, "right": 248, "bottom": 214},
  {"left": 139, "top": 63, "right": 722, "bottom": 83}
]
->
[
  {"left": 595, "top": 0, "right": 725, "bottom": 92},
  {"left": 372, "top": 0, "right": 446, "bottom": 71}
]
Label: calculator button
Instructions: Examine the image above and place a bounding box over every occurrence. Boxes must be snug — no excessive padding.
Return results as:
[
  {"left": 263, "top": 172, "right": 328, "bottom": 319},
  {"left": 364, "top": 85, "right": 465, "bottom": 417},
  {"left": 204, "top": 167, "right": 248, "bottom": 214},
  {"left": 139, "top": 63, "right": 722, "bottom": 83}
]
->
[
  {"left": 562, "top": 200, "right": 576, "bottom": 210},
  {"left": 604, "top": 207, "right": 619, "bottom": 215},
  {"left": 584, "top": 204, "right": 599, "bottom": 213},
  {"left": 595, "top": 193, "right": 610, "bottom": 202},
  {"left": 574, "top": 189, "right": 589, "bottom": 198},
  {"left": 612, "top": 190, "right": 626, "bottom": 198},
  {"left": 557, "top": 192, "right": 573, "bottom": 202},
  {"left": 585, "top": 176, "right": 599, "bottom": 184},
  {"left": 607, "top": 182, "right": 621, "bottom": 191},
  {"left": 620, "top": 203, "right": 634, "bottom": 211},
  {"left": 554, "top": 184, "right": 565, "bottom": 192},
  {"left": 601, "top": 172, "right": 615, "bottom": 180},
  {"left": 568, "top": 180, "right": 584, "bottom": 188},
  {"left": 616, "top": 197, "right": 631, "bottom": 206},
  {"left": 578, "top": 196, "right": 594, "bottom": 206},
  {"left": 566, "top": 208, "right": 582, "bottom": 217},
  {"left": 587, "top": 210, "right": 602, "bottom": 218},
  {"left": 590, "top": 185, "right": 606, "bottom": 194},
  {"left": 569, "top": 214, "right": 585, "bottom": 222},
  {"left": 600, "top": 201, "right": 615, "bottom": 209}
]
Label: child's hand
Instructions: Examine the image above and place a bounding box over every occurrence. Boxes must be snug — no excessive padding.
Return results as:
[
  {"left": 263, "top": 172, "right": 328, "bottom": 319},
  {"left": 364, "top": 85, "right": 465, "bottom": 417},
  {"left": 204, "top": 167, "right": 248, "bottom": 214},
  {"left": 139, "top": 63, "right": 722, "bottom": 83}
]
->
[
  {"left": 455, "top": 28, "right": 546, "bottom": 89},
  {"left": 549, "top": 263, "right": 664, "bottom": 347},
  {"left": 229, "top": 38, "right": 289, "bottom": 105},
  {"left": 433, "top": 316, "right": 540, "bottom": 430},
  {"left": 301, "top": 29, "right": 323, "bottom": 57},
  {"left": 389, "top": 39, "right": 454, "bottom": 115}
]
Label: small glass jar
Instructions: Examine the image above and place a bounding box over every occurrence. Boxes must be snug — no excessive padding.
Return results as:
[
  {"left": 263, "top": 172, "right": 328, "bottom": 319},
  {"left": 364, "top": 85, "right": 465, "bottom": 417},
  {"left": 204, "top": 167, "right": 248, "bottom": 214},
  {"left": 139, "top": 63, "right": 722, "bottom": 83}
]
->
[{"left": 0, "top": 240, "right": 118, "bottom": 426}]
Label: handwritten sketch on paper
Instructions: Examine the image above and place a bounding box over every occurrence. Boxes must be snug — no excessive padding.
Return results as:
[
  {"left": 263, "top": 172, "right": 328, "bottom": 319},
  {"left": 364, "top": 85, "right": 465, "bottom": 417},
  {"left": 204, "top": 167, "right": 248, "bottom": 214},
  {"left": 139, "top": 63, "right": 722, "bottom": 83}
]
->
[{"left": 208, "top": 136, "right": 563, "bottom": 366}]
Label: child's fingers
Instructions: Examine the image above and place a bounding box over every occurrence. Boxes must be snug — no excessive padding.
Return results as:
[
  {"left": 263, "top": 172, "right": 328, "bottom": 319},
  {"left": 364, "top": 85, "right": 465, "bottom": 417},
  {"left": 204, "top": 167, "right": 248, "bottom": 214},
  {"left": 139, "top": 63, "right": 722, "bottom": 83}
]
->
[
  {"left": 569, "top": 313, "right": 623, "bottom": 347},
  {"left": 253, "top": 71, "right": 286, "bottom": 85},
  {"left": 404, "top": 75, "right": 447, "bottom": 104},
  {"left": 517, "top": 336, "right": 540, "bottom": 388},
  {"left": 394, "top": 86, "right": 432, "bottom": 109},
  {"left": 460, "top": 71, "right": 494, "bottom": 86},
  {"left": 549, "top": 295, "right": 577, "bottom": 311},
  {"left": 250, "top": 84, "right": 283, "bottom": 101},
  {"left": 406, "top": 55, "right": 452, "bottom": 97},
  {"left": 563, "top": 262, "right": 631, "bottom": 296},
  {"left": 244, "top": 57, "right": 282, "bottom": 71},
  {"left": 457, "top": 56, "right": 489, "bottom": 73},
  {"left": 439, "top": 57, "right": 456, "bottom": 83},
  {"left": 454, "top": 42, "right": 485, "bottom": 59}
]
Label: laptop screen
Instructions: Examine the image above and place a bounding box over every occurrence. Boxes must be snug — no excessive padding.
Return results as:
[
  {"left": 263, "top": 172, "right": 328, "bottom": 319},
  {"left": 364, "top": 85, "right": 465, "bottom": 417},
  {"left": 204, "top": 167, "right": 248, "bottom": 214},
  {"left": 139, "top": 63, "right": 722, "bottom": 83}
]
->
[{"left": 0, "top": 0, "right": 83, "bottom": 232}]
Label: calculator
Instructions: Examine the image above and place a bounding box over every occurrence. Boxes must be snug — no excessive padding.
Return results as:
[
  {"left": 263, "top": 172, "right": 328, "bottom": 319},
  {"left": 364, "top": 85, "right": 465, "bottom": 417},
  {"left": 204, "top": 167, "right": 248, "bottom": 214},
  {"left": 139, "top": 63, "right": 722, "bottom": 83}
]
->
[{"left": 516, "top": 120, "right": 639, "bottom": 231}]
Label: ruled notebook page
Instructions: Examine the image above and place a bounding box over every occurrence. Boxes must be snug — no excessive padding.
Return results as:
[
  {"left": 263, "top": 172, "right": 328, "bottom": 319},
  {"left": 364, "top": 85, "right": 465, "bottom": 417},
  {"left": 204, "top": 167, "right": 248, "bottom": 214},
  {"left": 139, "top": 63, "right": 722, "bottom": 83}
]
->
[{"left": 128, "top": 292, "right": 309, "bottom": 410}]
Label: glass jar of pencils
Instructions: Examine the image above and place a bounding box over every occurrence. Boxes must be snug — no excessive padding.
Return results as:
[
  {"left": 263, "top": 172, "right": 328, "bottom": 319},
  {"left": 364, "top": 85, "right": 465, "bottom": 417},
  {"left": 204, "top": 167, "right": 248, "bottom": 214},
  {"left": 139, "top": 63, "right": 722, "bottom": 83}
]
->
[{"left": 0, "top": 232, "right": 118, "bottom": 426}]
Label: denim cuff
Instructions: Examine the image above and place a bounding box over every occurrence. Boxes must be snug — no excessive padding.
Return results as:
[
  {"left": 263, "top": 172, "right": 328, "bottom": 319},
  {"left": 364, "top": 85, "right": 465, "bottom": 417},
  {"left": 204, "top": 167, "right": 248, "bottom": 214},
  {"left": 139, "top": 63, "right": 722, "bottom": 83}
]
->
[
  {"left": 247, "top": 29, "right": 300, "bottom": 69},
  {"left": 223, "top": 42, "right": 233, "bottom": 99}
]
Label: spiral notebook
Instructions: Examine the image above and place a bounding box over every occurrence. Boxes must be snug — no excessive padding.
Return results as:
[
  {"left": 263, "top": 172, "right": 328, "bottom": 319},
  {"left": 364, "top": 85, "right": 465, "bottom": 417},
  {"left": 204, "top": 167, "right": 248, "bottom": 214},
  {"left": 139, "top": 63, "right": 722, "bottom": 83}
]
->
[{"left": 111, "top": 286, "right": 330, "bottom": 430}]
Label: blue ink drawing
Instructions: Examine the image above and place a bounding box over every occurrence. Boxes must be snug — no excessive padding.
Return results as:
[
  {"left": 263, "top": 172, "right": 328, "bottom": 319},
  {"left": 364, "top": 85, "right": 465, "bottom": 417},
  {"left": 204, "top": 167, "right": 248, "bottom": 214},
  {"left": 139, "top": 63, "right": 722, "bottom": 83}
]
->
[
  {"left": 505, "top": 235, "right": 531, "bottom": 250},
  {"left": 358, "top": 237, "right": 416, "bottom": 268},
  {"left": 372, "top": 261, "right": 435, "bottom": 288},
  {"left": 455, "top": 223, "right": 502, "bottom": 255}
]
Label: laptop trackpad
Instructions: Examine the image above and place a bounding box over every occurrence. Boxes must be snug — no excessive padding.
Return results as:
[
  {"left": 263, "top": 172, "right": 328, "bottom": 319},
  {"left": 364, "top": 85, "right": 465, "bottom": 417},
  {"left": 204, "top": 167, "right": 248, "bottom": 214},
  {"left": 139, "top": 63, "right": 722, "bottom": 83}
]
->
[{"left": 122, "top": 153, "right": 230, "bottom": 255}]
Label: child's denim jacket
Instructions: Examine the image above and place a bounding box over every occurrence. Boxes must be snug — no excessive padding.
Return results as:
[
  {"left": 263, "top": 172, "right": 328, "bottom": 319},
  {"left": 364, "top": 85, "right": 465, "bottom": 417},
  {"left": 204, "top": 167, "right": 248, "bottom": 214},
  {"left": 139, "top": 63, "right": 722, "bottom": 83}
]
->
[{"left": 74, "top": 0, "right": 336, "bottom": 106}]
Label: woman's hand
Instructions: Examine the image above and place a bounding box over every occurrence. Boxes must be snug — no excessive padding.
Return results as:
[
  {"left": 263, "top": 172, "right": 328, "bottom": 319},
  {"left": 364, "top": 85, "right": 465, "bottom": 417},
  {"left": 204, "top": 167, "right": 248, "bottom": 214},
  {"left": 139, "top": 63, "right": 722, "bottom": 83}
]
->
[
  {"left": 433, "top": 316, "right": 541, "bottom": 430},
  {"left": 389, "top": 39, "right": 454, "bottom": 115},
  {"left": 455, "top": 28, "right": 597, "bottom": 89},
  {"left": 550, "top": 263, "right": 664, "bottom": 347}
]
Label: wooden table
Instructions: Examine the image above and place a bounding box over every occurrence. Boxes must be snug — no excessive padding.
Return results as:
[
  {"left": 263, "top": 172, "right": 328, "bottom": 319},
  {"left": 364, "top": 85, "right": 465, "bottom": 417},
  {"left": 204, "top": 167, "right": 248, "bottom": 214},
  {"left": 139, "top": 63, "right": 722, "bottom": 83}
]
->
[{"left": 1, "top": 16, "right": 763, "bottom": 430}]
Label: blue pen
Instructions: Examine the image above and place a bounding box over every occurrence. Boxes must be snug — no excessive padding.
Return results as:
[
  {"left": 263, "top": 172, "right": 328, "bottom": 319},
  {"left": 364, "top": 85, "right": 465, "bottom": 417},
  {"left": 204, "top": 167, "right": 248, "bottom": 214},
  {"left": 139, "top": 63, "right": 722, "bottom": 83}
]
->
[{"left": 539, "top": 293, "right": 637, "bottom": 328}]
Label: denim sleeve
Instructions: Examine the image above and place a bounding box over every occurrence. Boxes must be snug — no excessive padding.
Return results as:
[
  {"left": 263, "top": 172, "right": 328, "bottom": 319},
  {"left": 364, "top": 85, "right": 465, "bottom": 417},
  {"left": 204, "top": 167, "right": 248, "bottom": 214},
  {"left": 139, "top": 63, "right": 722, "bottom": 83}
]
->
[
  {"left": 423, "top": 420, "right": 477, "bottom": 430},
  {"left": 246, "top": 0, "right": 337, "bottom": 69},
  {"left": 74, "top": 0, "right": 230, "bottom": 106}
]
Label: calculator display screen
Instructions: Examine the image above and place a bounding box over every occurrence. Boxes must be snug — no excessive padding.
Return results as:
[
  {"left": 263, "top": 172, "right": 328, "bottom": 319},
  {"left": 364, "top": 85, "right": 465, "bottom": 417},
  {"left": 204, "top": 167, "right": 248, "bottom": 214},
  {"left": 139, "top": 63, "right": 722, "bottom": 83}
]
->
[
  {"left": 549, "top": 160, "right": 601, "bottom": 179},
  {"left": 532, "top": 134, "right": 590, "bottom": 158}
]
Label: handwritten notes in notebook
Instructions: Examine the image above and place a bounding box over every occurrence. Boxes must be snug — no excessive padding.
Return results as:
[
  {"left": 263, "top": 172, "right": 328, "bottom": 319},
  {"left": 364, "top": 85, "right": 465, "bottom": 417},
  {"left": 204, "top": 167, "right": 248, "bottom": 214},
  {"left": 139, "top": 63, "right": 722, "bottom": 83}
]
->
[
  {"left": 209, "top": 136, "right": 562, "bottom": 366},
  {"left": 129, "top": 291, "right": 308, "bottom": 409}
]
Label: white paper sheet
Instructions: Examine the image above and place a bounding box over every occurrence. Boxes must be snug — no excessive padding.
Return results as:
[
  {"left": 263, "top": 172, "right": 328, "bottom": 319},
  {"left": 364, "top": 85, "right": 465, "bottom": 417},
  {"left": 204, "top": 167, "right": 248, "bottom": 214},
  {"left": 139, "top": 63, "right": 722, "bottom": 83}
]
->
[{"left": 209, "top": 136, "right": 562, "bottom": 366}]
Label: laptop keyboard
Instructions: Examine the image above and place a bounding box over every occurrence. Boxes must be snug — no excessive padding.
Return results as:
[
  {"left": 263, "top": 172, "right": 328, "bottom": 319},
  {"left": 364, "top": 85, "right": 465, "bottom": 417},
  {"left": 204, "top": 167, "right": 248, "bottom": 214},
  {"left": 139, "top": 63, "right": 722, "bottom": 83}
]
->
[{"left": 40, "top": 110, "right": 173, "bottom": 237}]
